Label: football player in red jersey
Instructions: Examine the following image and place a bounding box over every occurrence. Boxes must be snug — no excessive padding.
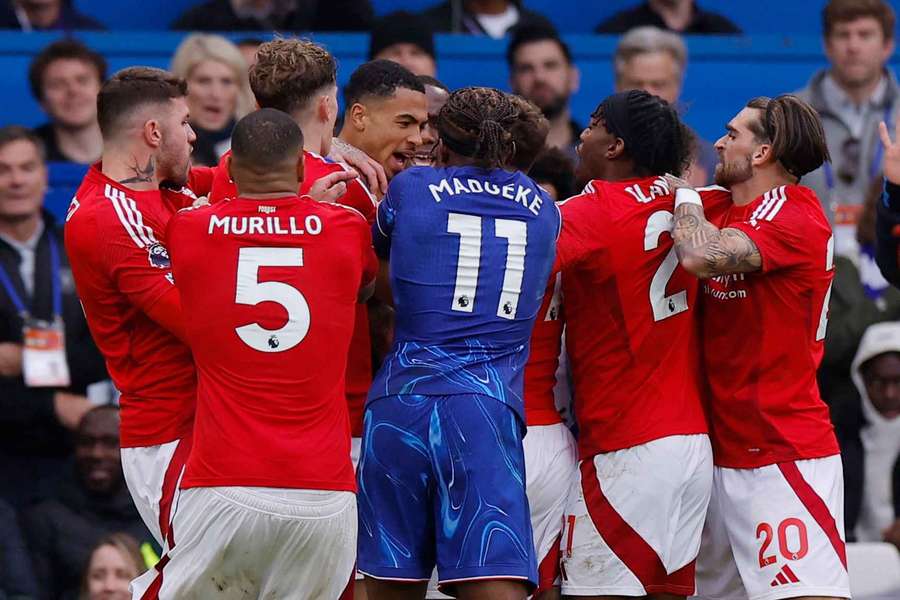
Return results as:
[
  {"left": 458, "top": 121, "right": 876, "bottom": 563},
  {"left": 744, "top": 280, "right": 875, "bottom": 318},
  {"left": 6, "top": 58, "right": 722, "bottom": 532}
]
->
[
  {"left": 64, "top": 67, "right": 204, "bottom": 546},
  {"left": 132, "top": 108, "right": 376, "bottom": 598},
  {"left": 554, "top": 90, "right": 712, "bottom": 600},
  {"left": 665, "top": 95, "right": 849, "bottom": 600}
]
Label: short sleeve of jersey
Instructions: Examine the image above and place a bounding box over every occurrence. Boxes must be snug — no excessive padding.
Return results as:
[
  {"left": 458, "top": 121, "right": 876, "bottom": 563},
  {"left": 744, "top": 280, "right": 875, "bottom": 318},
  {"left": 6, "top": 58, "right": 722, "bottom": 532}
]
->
[
  {"left": 556, "top": 186, "right": 606, "bottom": 271},
  {"left": 729, "top": 192, "right": 818, "bottom": 274},
  {"left": 343, "top": 177, "right": 378, "bottom": 224},
  {"left": 373, "top": 185, "right": 400, "bottom": 259},
  {"left": 98, "top": 209, "right": 176, "bottom": 312},
  {"left": 188, "top": 166, "right": 216, "bottom": 198}
]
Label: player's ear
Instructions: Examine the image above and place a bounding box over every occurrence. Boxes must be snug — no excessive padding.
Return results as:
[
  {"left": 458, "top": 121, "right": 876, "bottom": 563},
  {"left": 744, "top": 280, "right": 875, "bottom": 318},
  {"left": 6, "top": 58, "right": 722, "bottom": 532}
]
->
[
  {"left": 349, "top": 103, "right": 367, "bottom": 131},
  {"left": 226, "top": 154, "right": 234, "bottom": 182},
  {"left": 752, "top": 142, "right": 775, "bottom": 167},
  {"left": 143, "top": 119, "right": 163, "bottom": 149},
  {"left": 295, "top": 152, "right": 305, "bottom": 183},
  {"left": 568, "top": 64, "right": 581, "bottom": 95},
  {"left": 607, "top": 137, "right": 625, "bottom": 160}
]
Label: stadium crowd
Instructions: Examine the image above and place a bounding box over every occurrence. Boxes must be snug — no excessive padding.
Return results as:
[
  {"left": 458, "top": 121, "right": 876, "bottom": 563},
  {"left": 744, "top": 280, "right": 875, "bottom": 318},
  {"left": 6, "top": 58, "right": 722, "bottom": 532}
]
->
[{"left": 1, "top": 0, "right": 900, "bottom": 599}]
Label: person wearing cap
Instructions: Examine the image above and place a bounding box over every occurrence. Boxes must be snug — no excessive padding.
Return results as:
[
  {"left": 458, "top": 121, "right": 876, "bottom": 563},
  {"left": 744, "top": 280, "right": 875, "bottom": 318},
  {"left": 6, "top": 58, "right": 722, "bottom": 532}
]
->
[{"left": 369, "top": 11, "right": 437, "bottom": 78}]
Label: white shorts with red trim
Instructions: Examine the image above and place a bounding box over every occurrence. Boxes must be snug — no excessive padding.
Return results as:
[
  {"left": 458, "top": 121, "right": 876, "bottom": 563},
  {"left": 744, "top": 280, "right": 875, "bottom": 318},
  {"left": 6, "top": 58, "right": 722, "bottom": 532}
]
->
[
  {"left": 351, "top": 436, "right": 364, "bottom": 582},
  {"left": 130, "top": 487, "right": 357, "bottom": 599},
  {"left": 694, "top": 455, "right": 851, "bottom": 600},
  {"left": 120, "top": 437, "right": 191, "bottom": 547},
  {"left": 560, "top": 434, "right": 713, "bottom": 597}
]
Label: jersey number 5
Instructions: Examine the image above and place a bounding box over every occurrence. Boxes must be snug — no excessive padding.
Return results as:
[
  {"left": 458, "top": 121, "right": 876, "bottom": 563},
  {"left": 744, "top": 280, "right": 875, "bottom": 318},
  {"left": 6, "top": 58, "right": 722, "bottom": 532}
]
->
[
  {"left": 235, "top": 247, "right": 311, "bottom": 353},
  {"left": 644, "top": 211, "right": 688, "bottom": 322},
  {"left": 447, "top": 212, "right": 527, "bottom": 320}
]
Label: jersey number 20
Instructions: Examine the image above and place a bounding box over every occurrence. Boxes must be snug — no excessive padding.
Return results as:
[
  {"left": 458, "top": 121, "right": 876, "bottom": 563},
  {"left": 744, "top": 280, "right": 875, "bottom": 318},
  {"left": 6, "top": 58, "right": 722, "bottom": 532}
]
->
[{"left": 234, "top": 247, "right": 310, "bottom": 353}]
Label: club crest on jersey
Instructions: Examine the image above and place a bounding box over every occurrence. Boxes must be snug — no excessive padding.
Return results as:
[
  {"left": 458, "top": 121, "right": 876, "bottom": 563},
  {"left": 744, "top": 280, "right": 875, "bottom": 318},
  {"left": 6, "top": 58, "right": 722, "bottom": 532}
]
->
[{"left": 147, "top": 242, "right": 171, "bottom": 269}]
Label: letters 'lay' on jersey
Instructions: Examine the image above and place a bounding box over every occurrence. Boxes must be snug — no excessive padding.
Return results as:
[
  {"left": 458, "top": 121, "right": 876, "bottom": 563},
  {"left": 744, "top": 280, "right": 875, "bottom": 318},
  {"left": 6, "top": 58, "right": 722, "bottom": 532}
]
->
[{"left": 371, "top": 165, "right": 561, "bottom": 421}]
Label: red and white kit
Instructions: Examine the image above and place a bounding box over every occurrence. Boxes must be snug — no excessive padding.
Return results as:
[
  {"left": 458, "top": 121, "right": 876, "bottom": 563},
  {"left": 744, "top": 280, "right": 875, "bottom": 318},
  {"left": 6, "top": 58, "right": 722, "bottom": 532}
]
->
[
  {"left": 694, "top": 184, "right": 849, "bottom": 600},
  {"left": 65, "top": 165, "right": 209, "bottom": 545},
  {"left": 132, "top": 193, "right": 377, "bottom": 598},
  {"left": 555, "top": 177, "right": 714, "bottom": 597}
]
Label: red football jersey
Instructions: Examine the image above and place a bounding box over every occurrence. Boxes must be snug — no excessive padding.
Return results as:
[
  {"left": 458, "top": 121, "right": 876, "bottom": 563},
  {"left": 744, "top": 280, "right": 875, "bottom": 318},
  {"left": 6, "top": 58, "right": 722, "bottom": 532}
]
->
[
  {"left": 208, "top": 150, "right": 377, "bottom": 436},
  {"left": 699, "top": 184, "right": 839, "bottom": 468},
  {"left": 65, "top": 165, "right": 196, "bottom": 447},
  {"left": 556, "top": 177, "right": 708, "bottom": 459},
  {"left": 523, "top": 273, "right": 563, "bottom": 426},
  {"left": 167, "top": 195, "right": 377, "bottom": 490}
]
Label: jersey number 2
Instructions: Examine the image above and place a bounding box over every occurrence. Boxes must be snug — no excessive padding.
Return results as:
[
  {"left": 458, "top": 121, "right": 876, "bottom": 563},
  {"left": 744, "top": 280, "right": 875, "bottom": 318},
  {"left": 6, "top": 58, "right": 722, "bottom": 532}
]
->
[
  {"left": 235, "top": 247, "right": 310, "bottom": 353},
  {"left": 644, "top": 211, "right": 688, "bottom": 322},
  {"left": 447, "top": 212, "right": 527, "bottom": 320}
]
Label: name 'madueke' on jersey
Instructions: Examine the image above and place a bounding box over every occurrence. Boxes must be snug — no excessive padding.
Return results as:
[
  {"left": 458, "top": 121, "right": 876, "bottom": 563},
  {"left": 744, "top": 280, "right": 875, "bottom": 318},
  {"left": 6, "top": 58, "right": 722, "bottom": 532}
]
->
[
  {"left": 208, "top": 149, "right": 377, "bottom": 437},
  {"left": 556, "top": 176, "right": 710, "bottom": 461},
  {"left": 370, "top": 166, "right": 560, "bottom": 422},
  {"left": 699, "top": 184, "right": 839, "bottom": 469},
  {"left": 65, "top": 165, "right": 201, "bottom": 448},
  {"left": 167, "top": 194, "right": 377, "bottom": 491}
]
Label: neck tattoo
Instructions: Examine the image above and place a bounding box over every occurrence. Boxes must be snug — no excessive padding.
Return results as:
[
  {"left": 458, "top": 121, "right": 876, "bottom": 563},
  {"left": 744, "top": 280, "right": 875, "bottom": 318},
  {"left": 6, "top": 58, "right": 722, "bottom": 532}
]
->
[{"left": 118, "top": 157, "right": 156, "bottom": 184}]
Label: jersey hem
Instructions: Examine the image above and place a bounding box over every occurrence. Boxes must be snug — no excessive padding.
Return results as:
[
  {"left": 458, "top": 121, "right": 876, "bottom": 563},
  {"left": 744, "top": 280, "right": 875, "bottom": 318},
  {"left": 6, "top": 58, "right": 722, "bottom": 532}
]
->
[
  {"left": 119, "top": 424, "right": 193, "bottom": 449},
  {"left": 180, "top": 478, "right": 356, "bottom": 492},
  {"left": 747, "top": 585, "right": 851, "bottom": 600},
  {"left": 578, "top": 427, "right": 709, "bottom": 459},
  {"left": 712, "top": 447, "right": 841, "bottom": 470}
]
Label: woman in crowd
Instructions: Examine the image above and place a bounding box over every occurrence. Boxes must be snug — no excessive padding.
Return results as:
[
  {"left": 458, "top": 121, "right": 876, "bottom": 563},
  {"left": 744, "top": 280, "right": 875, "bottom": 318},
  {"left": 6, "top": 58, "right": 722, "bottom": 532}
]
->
[
  {"left": 80, "top": 533, "right": 146, "bottom": 600},
  {"left": 170, "top": 33, "right": 254, "bottom": 167}
]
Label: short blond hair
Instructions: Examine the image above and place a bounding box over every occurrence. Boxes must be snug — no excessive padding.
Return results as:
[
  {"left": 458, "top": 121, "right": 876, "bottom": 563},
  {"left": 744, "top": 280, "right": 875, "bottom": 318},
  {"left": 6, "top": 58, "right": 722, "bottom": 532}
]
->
[{"left": 170, "top": 33, "right": 255, "bottom": 121}]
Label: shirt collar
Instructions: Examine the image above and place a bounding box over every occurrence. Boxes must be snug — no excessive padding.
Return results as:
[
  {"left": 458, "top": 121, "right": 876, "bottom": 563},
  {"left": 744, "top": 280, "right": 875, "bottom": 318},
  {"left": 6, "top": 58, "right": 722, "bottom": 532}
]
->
[
  {"left": 0, "top": 219, "right": 44, "bottom": 254},
  {"left": 823, "top": 71, "right": 889, "bottom": 111}
]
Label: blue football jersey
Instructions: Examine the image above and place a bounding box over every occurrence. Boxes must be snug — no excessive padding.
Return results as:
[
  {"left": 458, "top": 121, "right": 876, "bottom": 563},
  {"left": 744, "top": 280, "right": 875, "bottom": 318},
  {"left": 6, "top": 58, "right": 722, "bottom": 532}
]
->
[{"left": 370, "top": 165, "right": 560, "bottom": 420}]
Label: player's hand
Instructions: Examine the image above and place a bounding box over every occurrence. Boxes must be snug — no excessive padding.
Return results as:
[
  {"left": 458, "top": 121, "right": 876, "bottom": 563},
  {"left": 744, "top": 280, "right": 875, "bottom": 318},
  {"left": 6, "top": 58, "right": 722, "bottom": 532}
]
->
[
  {"left": 53, "top": 392, "right": 94, "bottom": 430},
  {"left": 329, "top": 138, "right": 388, "bottom": 198},
  {"left": 883, "top": 518, "right": 900, "bottom": 550},
  {"left": 879, "top": 119, "right": 900, "bottom": 185},
  {"left": 663, "top": 173, "right": 693, "bottom": 192},
  {"left": 0, "top": 342, "right": 23, "bottom": 377},
  {"left": 307, "top": 170, "right": 357, "bottom": 204}
]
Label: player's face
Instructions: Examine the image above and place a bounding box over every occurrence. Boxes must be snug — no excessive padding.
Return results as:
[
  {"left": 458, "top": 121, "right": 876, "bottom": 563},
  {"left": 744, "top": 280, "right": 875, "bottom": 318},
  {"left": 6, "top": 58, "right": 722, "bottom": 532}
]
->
[
  {"left": 510, "top": 40, "right": 578, "bottom": 120},
  {"left": 863, "top": 353, "right": 900, "bottom": 419},
  {"left": 615, "top": 51, "right": 682, "bottom": 105},
  {"left": 375, "top": 43, "right": 437, "bottom": 77},
  {"left": 40, "top": 58, "right": 102, "bottom": 129},
  {"left": 85, "top": 544, "right": 135, "bottom": 599},
  {"left": 414, "top": 84, "right": 450, "bottom": 166},
  {"left": 0, "top": 139, "right": 47, "bottom": 223},
  {"left": 157, "top": 97, "right": 196, "bottom": 187},
  {"left": 713, "top": 108, "right": 760, "bottom": 188},
  {"left": 574, "top": 113, "right": 616, "bottom": 184},
  {"left": 826, "top": 17, "right": 894, "bottom": 88},
  {"left": 360, "top": 88, "right": 427, "bottom": 178},
  {"left": 74, "top": 412, "right": 122, "bottom": 495},
  {"left": 186, "top": 59, "right": 240, "bottom": 132}
]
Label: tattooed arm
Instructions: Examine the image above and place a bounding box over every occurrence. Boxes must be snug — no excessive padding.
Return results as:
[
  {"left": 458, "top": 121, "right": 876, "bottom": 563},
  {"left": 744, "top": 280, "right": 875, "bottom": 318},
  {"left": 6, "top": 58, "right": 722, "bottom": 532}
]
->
[{"left": 663, "top": 174, "right": 762, "bottom": 279}]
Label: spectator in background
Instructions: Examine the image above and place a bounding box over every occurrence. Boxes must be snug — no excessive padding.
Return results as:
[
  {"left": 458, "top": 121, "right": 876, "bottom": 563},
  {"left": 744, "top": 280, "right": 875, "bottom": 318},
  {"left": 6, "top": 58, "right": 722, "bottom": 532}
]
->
[
  {"left": 797, "top": 0, "right": 898, "bottom": 259},
  {"left": 0, "top": 0, "right": 104, "bottom": 31},
  {"left": 0, "top": 498, "right": 39, "bottom": 600},
  {"left": 170, "top": 34, "right": 254, "bottom": 168},
  {"left": 28, "top": 39, "right": 105, "bottom": 165},
  {"left": 172, "top": 0, "right": 372, "bottom": 32},
  {"left": 23, "top": 406, "right": 156, "bottom": 600},
  {"left": 369, "top": 11, "right": 437, "bottom": 78},
  {"left": 412, "top": 75, "right": 450, "bottom": 166},
  {"left": 80, "top": 533, "right": 147, "bottom": 600},
  {"left": 528, "top": 147, "right": 576, "bottom": 201},
  {"left": 837, "top": 322, "right": 900, "bottom": 550},
  {"left": 613, "top": 26, "right": 716, "bottom": 185},
  {"left": 507, "top": 25, "right": 582, "bottom": 160},
  {"left": 236, "top": 37, "right": 264, "bottom": 69},
  {"left": 820, "top": 175, "right": 900, "bottom": 412},
  {"left": 425, "top": 0, "right": 553, "bottom": 38},
  {"left": 0, "top": 126, "right": 107, "bottom": 510},
  {"left": 596, "top": 0, "right": 740, "bottom": 34}
]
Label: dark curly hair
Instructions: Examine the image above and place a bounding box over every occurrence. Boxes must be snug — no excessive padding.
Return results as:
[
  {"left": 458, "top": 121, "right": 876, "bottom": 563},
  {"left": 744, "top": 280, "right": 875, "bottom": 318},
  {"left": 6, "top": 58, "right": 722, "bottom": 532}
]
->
[{"left": 343, "top": 59, "right": 424, "bottom": 108}]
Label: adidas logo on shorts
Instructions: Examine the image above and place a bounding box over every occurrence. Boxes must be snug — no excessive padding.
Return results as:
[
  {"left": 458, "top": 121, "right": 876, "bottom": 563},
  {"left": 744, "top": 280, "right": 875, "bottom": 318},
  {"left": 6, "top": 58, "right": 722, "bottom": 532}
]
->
[{"left": 769, "top": 564, "right": 801, "bottom": 587}]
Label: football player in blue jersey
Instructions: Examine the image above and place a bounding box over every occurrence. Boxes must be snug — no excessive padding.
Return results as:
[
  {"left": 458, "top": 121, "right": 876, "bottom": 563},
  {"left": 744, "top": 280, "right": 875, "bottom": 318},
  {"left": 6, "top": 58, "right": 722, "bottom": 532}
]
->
[{"left": 356, "top": 87, "right": 561, "bottom": 600}]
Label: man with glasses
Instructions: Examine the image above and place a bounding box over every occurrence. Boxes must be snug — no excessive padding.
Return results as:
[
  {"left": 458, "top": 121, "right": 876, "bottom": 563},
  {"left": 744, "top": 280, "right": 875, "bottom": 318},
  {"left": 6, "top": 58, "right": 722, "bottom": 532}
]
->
[{"left": 796, "top": 0, "right": 898, "bottom": 259}]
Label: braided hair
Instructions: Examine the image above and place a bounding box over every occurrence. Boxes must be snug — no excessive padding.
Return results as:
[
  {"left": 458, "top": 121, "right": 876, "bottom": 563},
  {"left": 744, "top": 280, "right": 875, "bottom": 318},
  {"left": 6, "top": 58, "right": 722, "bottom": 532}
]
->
[{"left": 437, "top": 87, "right": 519, "bottom": 169}]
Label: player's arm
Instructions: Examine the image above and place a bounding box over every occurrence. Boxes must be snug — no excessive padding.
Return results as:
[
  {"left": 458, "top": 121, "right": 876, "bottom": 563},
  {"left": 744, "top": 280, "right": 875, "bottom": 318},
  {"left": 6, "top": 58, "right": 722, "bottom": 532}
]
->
[
  {"left": 876, "top": 120, "right": 900, "bottom": 288},
  {"left": 664, "top": 174, "right": 762, "bottom": 279},
  {"left": 371, "top": 185, "right": 397, "bottom": 306}
]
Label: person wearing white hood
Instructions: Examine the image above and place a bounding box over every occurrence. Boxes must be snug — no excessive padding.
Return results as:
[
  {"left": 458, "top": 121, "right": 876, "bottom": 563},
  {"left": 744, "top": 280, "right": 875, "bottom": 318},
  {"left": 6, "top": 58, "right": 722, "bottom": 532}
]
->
[{"left": 846, "top": 321, "right": 900, "bottom": 549}]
